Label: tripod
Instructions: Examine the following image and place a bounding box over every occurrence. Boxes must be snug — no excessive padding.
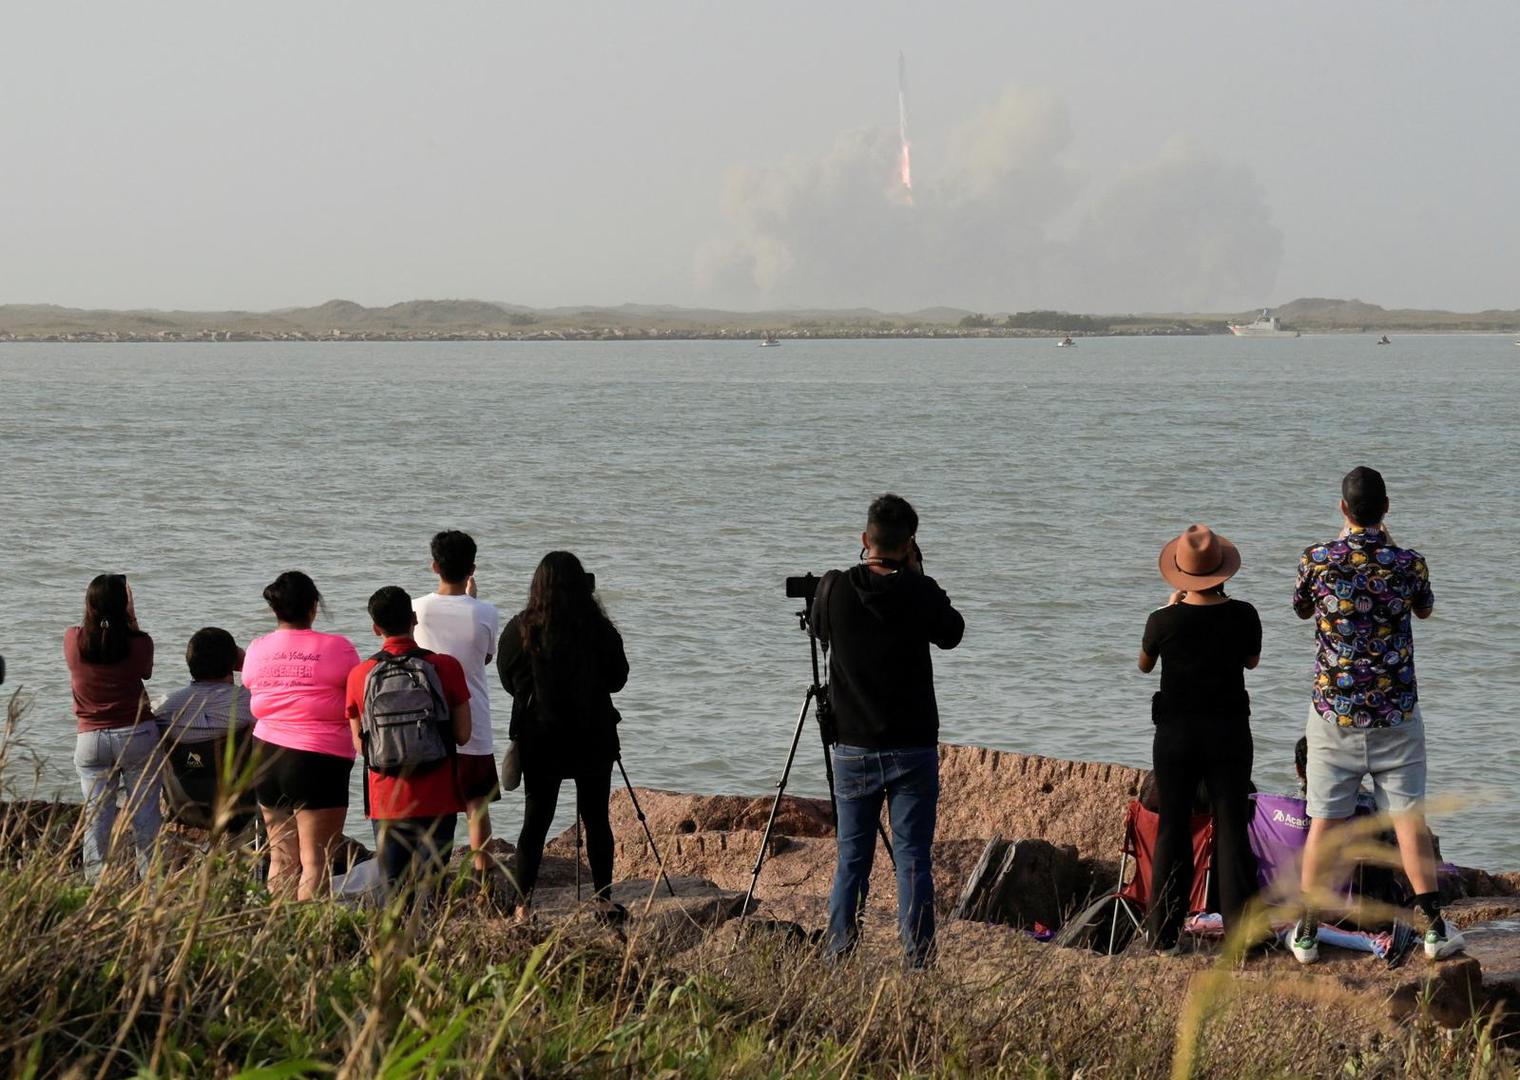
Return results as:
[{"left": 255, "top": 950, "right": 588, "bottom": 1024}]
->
[
  {"left": 573, "top": 756, "right": 677, "bottom": 901},
  {"left": 738, "top": 593, "right": 893, "bottom": 934}
]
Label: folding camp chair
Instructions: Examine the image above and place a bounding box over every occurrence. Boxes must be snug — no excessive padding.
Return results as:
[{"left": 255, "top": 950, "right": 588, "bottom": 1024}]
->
[
  {"left": 1106, "top": 799, "right": 1214, "bottom": 954},
  {"left": 160, "top": 732, "right": 260, "bottom": 839}
]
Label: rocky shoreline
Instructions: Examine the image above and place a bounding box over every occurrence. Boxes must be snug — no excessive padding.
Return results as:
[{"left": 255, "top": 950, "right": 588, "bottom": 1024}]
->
[{"left": 9, "top": 741, "right": 1520, "bottom": 1043}]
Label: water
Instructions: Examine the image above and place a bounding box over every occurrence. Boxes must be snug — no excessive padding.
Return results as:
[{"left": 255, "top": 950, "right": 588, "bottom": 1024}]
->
[{"left": 3, "top": 337, "right": 1518, "bottom": 868}]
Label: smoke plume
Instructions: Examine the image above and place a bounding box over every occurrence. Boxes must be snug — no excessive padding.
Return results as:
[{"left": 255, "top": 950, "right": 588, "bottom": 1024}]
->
[{"left": 696, "top": 87, "right": 1283, "bottom": 313}]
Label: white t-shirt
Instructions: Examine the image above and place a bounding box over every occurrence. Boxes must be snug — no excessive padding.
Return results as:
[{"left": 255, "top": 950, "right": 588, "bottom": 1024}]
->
[{"left": 413, "top": 592, "right": 501, "bottom": 756}]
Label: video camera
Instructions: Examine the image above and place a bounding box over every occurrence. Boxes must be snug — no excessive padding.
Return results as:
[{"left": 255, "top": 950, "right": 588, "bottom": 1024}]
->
[{"left": 784, "top": 573, "right": 821, "bottom": 602}]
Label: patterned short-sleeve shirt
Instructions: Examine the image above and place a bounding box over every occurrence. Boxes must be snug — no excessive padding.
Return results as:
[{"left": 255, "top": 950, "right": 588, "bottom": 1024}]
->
[{"left": 1291, "top": 526, "right": 1433, "bottom": 728}]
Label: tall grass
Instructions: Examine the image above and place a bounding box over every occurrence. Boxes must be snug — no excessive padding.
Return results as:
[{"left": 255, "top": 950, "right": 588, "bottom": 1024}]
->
[{"left": 1, "top": 688, "right": 1515, "bottom": 1078}]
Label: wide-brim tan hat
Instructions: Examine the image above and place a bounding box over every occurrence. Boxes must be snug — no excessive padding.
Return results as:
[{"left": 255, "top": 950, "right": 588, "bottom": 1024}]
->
[{"left": 1159, "top": 524, "right": 1241, "bottom": 590}]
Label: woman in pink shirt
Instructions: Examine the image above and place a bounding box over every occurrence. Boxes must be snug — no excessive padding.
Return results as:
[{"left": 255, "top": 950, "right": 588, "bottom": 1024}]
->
[{"left": 243, "top": 571, "right": 360, "bottom": 899}]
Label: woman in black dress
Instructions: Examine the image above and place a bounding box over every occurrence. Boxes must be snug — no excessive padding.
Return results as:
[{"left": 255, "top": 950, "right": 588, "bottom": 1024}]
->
[
  {"left": 497, "top": 551, "right": 628, "bottom": 919},
  {"left": 1138, "top": 525, "right": 1262, "bottom": 954}
]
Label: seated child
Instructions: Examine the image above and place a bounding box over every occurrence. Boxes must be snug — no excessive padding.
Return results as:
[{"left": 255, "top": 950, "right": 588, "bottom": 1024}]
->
[{"left": 153, "top": 628, "right": 255, "bottom": 818}]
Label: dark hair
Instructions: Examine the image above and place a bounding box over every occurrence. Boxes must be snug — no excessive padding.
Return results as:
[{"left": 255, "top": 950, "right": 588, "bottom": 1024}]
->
[
  {"left": 1342, "top": 466, "right": 1389, "bottom": 527},
  {"left": 368, "top": 586, "right": 415, "bottom": 636},
  {"left": 263, "top": 571, "right": 322, "bottom": 626},
  {"left": 431, "top": 530, "right": 477, "bottom": 584},
  {"left": 1294, "top": 736, "right": 1308, "bottom": 778},
  {"left": 866, "top": 493, "right": 919, "bottom": 552},
  {"left": 79, "top": 574, "right": 132, "bottom": 664},
  {"left": 186, "top": 627, "right": 240, "bottom": 681},
  {"left": 519, "top": 551, "right": 609, "bottom": 656}
]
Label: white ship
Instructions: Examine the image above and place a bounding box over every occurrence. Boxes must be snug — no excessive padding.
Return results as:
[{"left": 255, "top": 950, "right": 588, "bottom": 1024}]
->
[{"left": 1228, "top": 309, "right": 1300, "bottom": 338}]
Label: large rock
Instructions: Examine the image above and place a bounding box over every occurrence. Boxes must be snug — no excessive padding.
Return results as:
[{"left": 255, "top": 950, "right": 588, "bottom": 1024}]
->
[
  {"left": 528, "top": 875, "right": 750, "bottom": 951},
  {"left": 608, "top": 790, "right": 832, "bottom": 841},
  {"left": 593, "top": 744, "right": 1147, "bottom": 922},
  {"left": 0, "top": 799, "right": 81, "bottom": 865},
  {"left": 952, "top": 837, "right": 1090, "bottom": 930},
  {"left": 935, "top": 744, "right": 1145, "bottom": 859}
]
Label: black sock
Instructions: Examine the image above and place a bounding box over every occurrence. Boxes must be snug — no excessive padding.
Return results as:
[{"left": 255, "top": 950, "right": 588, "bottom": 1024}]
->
[{"left": 1413, "top": 891, "right": 1445, "bottom": 934}]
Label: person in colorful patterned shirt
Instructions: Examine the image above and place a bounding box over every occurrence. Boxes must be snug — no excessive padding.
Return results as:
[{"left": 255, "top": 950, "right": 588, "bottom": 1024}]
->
[{"left": 1288, "top": 466, "right": 1463, "bottom": 965}]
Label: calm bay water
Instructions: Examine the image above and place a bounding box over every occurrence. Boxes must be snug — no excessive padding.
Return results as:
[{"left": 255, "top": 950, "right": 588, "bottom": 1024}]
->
[{"left": 2, "top": 337, "right": 1518, "bottom": 867}]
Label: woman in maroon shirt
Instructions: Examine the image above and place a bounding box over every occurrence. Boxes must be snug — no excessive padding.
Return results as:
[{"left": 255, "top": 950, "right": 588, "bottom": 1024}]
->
[{"left": 63, "top": 574, "right": 161, "bottom": 880}]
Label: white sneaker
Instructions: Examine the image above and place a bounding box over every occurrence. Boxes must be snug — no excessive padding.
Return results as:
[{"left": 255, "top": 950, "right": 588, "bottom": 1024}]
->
[
  {"left": 1290, "top": 918, "right": 1320, "bottom": 965},
  {"left": 1424, "top": 923, "right": 1466, "bottom": 960}
]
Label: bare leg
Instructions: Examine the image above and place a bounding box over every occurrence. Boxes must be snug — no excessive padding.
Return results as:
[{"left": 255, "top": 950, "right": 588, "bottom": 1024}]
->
[
  {"left": 262, "top": 807, "right": 299, "bottom": 896},
  {"left": 466, "top": 797, "right": 492, "bottom": 873},
  {"left": 294, "top": 807, "right": 348, "bottom": 901},
  {"left": 1300, "top": 815, "right": 1349, "bottom": 919},
  {"left": 1391, "top": 812, "right": 1439, "bottom": 895}
]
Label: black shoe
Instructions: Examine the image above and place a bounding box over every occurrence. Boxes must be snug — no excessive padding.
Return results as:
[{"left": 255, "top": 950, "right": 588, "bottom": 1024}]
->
[{"left": 594, "top": 901, "right": 628, "bottom": 928}]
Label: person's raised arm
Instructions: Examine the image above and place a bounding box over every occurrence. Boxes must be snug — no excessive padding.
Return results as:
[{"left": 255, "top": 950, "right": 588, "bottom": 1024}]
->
[
  {"left": 603, "top": 623, "right": 629, "bottom": 694},
  {"left": 496, "top": 620, "right": 524, "bottom": 697},
  {"left": 1139, "top": 609, "right": 1160, "bottom": 673},
  {"left": 921, "top": 578, "right": 964, "bottom": 650},
  {"left": 1291, "top": 552, "right": 1317, "bottom": 620},
  {"left": 1413, "top": 556, "right": 1435, "bottom": 620}
]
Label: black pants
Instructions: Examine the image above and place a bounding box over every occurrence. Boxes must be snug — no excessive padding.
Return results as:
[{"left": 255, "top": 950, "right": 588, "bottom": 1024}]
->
[
  {"left": 514, "top": 767, "right": 614, "bottom": 902},
  {"left": 372, "top": 815, "right": 458, "bottom": 905},
  {"left": 1145, "top": 717, "right": 1259, "bottom": 947}
]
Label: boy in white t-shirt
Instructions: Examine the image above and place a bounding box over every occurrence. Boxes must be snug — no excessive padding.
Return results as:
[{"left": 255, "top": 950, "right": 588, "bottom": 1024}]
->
[{"left": 413, "top": 530, "right": 502, "bottom": 875}]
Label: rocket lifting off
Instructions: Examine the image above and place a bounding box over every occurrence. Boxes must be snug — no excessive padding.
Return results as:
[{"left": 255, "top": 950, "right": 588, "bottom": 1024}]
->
[{"left": 897, "top": 51, "right": 912, "bottom": 198}]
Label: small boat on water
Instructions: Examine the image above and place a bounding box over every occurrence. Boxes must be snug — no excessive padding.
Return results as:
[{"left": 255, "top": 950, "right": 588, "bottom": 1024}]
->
[
  {"left": 1376, "top": 335, "right": 1391, "bottom": 345},
  {"left": 759, "top": 334, "right": 781, "bottom": 347},
  {"left": 1228, "top": 309, "right": 1300, "bottom": 338},
  {"left": 1056, "top": 336, "right": 1076, "bottom": 348}
]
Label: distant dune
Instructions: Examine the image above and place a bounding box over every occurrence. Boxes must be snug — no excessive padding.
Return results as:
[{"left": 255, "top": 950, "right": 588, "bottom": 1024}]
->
[{"left": 1, "top": 297, "right": 1517, "bottom": 341}]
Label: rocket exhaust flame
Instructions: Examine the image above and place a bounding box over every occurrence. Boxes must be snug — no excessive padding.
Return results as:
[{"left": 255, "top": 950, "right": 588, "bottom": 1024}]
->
[{"left": 898, "top": 51, "right": 912, "bottom": 198}]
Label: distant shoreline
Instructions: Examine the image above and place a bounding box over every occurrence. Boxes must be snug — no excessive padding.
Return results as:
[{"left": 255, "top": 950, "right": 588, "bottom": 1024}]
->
[
  {"left": 3, "top": 295, "right": 1518, "bottom": 343},
  {"left": 5, "top": 328, "right": 1519, "bottom": 344}
]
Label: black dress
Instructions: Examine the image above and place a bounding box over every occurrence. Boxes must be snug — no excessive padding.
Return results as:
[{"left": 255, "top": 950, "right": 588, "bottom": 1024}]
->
[{"left": 496, "top": 613, "right": 629, "bottom": 900}]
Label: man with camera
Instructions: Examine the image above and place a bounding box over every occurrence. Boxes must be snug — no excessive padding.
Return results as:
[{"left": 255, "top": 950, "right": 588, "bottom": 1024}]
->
[{"left": 810, "top": 493, "right": 964, "bottom": 967}]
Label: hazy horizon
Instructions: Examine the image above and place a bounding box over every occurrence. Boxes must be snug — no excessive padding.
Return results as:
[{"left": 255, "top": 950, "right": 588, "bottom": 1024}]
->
[{"left": 4, "top": 2, "right": 1517, "bottom": 314}]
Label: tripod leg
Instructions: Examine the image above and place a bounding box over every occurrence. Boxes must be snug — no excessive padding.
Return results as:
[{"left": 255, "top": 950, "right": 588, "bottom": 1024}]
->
[
  {"left": 738, "top": 688, "right": 815, "bottom": 941},
  {"left": 617, "top": 757, "right": 676, "bottom": 898}
]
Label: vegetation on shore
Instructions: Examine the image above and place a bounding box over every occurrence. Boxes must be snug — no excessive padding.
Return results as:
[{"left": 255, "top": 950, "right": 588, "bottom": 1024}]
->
[
  {"left": 4, "top": 692, "right": 1518, "bottom": 1078},
  {"left": 3, "top": 296, "right": 1518, "bottom": 343}
]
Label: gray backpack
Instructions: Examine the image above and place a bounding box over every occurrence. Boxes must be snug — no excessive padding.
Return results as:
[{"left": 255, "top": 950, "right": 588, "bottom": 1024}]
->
[{"left": 360, "top": 649, "right": 451, "bottom": 775}]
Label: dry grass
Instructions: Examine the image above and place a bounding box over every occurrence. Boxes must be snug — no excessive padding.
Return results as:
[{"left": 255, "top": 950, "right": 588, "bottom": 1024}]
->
[{"left": 2, "top": 688, "right": 1517, "bottom": 1078}]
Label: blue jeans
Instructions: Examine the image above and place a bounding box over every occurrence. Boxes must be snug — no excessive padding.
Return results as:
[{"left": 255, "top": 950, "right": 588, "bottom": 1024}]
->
[
  {"left": 826, "top": 744, "right": 939, "bottom": 966},
  {"left": 74, "top": 725, "right": 163, "bottom": 880}
]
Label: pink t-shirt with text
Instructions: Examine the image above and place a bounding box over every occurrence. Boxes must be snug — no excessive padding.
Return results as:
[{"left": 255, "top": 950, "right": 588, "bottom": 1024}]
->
[{"left": 242, "top": 628, "right": 361, "bottom": 759}]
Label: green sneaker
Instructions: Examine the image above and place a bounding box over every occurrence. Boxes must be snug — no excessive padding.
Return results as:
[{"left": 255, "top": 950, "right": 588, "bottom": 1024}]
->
[
  {"left": 1424, "top": 923, "right": 1466, "bottom": 960},
  {"left": 1290, "top": 918, "right": 1320, "bottom": 965}
]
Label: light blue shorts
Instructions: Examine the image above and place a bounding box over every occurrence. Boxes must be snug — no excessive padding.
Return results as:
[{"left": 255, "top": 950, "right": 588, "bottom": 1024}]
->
[{"left": 1303, "top": 703, "right": 1427, "bottom": 820}]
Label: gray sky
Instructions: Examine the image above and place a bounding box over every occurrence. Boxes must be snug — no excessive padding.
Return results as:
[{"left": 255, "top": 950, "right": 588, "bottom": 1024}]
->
[{"left": 4, "top": 1, "right": 1517, "bottom": 313}]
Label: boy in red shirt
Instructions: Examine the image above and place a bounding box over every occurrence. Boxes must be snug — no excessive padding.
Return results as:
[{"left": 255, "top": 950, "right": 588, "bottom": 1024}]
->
[{"left": 346, "top": 586, "right": 472, "bottom": 901}]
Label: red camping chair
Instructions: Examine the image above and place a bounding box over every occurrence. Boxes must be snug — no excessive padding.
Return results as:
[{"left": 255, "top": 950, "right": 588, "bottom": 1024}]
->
[{"left": 1107, "top": 799, "right": 1214, "bottom": 953}]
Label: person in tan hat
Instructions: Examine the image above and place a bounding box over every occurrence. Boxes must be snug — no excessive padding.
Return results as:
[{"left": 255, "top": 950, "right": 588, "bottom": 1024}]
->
[{"left": 1137, "top": 525, "right": 1262, "bottom": 954}]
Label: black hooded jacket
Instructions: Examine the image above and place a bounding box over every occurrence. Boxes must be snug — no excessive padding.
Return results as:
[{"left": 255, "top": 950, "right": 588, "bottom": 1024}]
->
[
  {"left": 810, "top": 564, "right": 964, "bottom": 749},
  {"left": 496, "top": 613, "right": 628, "bottom": 779}
]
